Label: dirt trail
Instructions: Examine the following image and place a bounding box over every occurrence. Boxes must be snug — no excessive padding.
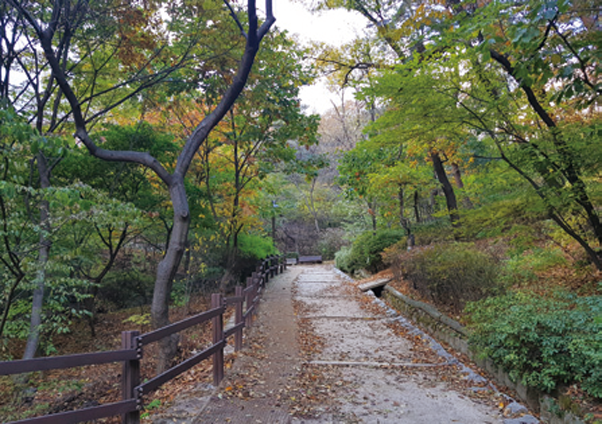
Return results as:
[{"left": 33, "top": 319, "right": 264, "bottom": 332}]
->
[{"left": 155, "top": 264, "right": 536, "bottom": 424}]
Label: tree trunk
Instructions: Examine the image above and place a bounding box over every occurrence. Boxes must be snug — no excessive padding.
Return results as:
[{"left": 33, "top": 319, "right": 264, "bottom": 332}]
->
[
  {"left": 0, "top": 275, "right": 23, "bottom": 339},
  {"left": 309, "top": 178, "right": 320, "bottom": 233},
  {"left": 429, "top": 189, "right": 437, "bottom": 219},
  {"left": 430, "top": 151, "right": 460, "bottom": 228},
  {"left": 152, "top": 177, "right": 189, "bottom": 372},
  {"left": 23, "top": 153, "right": 52, "bottom": 362},
  {"left": 86, "top": 224, "right": 129, "bottom": 337},
  {"left": 413, "top": 190, "right": 421, "bottom": 223},
  {"left": 490, "top": 49, "right": 602, "bottom": 246},
  {"left": 451, "top": 163, "right": 473, "bottom": 209},
  {"left": 398, "top": 185, "right": 405, "bottom": 229},
  {"left": 398, "top": 185, "right": 411, "bottom": 236},
  {"left": 25, "top": 0, "right": 275, "bottom": 374}
]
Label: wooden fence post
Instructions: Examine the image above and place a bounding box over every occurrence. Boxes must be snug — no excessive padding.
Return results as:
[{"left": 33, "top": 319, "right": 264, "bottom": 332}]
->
[
  {"left": 121, "top": 330, "right": 140, "bottom": 424},
  {"left": 263, "top": 259, "right": 269, "bottom": 283},
  {"left": 211, "top": 293, "right": 224, "bottom": 386},
  {"left": 271, "top": 255, "right": 277, "bottom": 276},
  {"left": 245, "top": 277, "right": 254, "bottom": 327},
  {"left": 234, "top": 286, "right": 243, "bottom": 351}
]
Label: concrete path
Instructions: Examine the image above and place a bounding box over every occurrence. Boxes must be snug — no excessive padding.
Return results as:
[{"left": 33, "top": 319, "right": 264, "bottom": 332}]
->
[
  {"left": 291, "top": 265, "right": 505, "bottom": 424},
  {"left": 155, "top": 264, "right": 535, "bottom": 423}
]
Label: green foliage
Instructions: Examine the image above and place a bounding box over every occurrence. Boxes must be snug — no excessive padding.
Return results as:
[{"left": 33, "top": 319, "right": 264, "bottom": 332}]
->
[
  {"left": 467, "top": 291, "right": 602, "bottom": 398},
  {"left": 0, "top": 399, "right": 51, "bottom": 423},
  {"left": 122, "top": 313, "right": 151, "bottom": 327},
  {"left": 399, "top": 243, "right": 503, "bottom": 312},
  {"left": 459, "top": 188, "right": 547, "bottom": 241},
  {"left": 140, "top": 398, "right": 162, "bottom": 418},
  {"left": 334, "top": 246, "right": 354, "bottom": 273},
  {"left": 237, "top": 233, "right": 276, "bottom": 260},
  {"left": 412, "top": 220, "right": 454, "bottom": 246},
  {"left": 335, "top": 230, "right": 405, "bottom": 275},
  {"left": 502, "top": 247, "right": 568, "bottom": 285}
]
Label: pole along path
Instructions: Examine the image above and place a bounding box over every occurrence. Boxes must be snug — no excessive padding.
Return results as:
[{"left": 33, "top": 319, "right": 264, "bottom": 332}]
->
[{"left": 157, "top": 264, "right": 535, "bottom": 423}]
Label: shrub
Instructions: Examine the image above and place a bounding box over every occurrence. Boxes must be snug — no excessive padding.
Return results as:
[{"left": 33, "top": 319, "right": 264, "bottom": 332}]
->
[
  {"left": 501, "top": 247, "right": 568, "bottom": 286},
  {"left": 238, "top": 233, "right": 276, "bottom": 259},
  {"left": 334, "top": 245, "right": 354, "bottom": 274},
  {"left": 466, "top": 291, "right": 602, "bottom": 398},
  {"left": 399, "top": 243, "right": 502, "bottom": 312},
  {"left": 412, "top": 219, "right": 454, "bottom": 245},
  {"left": 335, "top": 230, "right": 405, "bottom": 275}
]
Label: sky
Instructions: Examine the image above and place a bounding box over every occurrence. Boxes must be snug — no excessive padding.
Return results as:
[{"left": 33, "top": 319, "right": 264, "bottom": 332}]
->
[{"left": 270, "top": 1, "right": 367, "bottom": 114}]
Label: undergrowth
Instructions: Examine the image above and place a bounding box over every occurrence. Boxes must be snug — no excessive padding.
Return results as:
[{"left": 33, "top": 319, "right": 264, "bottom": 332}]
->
[
  {"left": 466, "top": 290, "right": 602, "bottom": 399},
  {"left": 335, "top": 229, "right": 405, "bottom": 275},
  {"left": 386, "top": 242, "right": 503, "bottom": 313}
]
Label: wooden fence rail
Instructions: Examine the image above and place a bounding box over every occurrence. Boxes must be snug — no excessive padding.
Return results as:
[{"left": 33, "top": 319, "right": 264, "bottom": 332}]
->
[{"left": 0, "top": 255, "right": 287, "bottom": 424}]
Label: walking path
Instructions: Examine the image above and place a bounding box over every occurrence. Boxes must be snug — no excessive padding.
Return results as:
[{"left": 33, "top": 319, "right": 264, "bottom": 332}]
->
[{"left": 154, "top": 264, "right": 536, "bottom": 423}]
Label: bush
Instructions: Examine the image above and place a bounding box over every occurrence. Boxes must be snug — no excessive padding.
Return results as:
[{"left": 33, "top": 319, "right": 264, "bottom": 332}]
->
[
  {"left": 466, "top": 291, "right": 602, "bottom": 398},
  {"left": 238, "top": 233, "right": 276, "bottom": 260},
  {"left": 398, "top": 243, "right": 502, "bottom": 312},
  {"left": 412, "top": 219, "right": 454, "bottom": 245},
  {"left": 501, "top": 247, "right": 567, "bottom": 285},
  {"left": 335, "top": 245, "right": 354, "bottom": 273},
  {"left": 335, "top": 230, "right": 405, "bottom": 275}
]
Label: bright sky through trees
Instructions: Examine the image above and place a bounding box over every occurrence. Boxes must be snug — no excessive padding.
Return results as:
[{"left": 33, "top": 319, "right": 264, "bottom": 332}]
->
[{"left": 274, "top": 0, "right": 366, "bottom": 113}]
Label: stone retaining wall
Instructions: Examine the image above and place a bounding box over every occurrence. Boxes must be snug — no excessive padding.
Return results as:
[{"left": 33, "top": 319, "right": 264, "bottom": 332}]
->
[{"left": 383, "top": 286, "right": 586, "bottom": 424}]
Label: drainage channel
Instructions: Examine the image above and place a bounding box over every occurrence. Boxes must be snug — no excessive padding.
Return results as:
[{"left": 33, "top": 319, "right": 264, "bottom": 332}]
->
[
  {"left": 301, "top": 315, "right": 386, "bottom": 320},
  {"left": 305, "top": 360, "right": 452, "bottom": 368}
]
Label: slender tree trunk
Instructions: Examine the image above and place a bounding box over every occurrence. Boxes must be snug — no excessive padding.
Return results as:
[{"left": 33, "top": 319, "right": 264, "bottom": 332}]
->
[
  {"left": 398, "top": 185, "right": 412, "bottom": 236},
  {"left": 23, "top": 153, "right": 51, "bottom": 362},
  {"left": 451, "top": 163, "right": 473, "bottom": 209},
  {"left": 309, "top": 178, "right": 320, "bottom": 233},
  {"left": 429, "top": 189, "right": 437, "bottom": 219},
  {"left": 0, "top": 275, "right": 24, "bottom": 339},
  {"left": 86, "top": 224, "right": 129, "bottom": 337},
  {"left": 152, "top": 177, "right": 189, "bottom": 372},
  {"left": 23, "top": 0, "right": 275, "bottom": 374},
  {"left": 497, "top": 146, "right": 602, "bottom": 270},
  {"left": 490, "top": 49, "right": 602, "bottom": 246},
  {"left": 398, "top": 185, "right": 415, "bottom": 248},
  {"left": 398, "top": 185, "right": 405, "bottom": 229},
  {"left": 413, "top": 190, "right": 421, "bottom": 223},
  {"left": 430, "top": 151, "right": 460, "bottom": 228}
]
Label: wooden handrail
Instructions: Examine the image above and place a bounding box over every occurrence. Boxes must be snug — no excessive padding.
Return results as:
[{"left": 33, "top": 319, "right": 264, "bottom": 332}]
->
[
  {"left": 136, "top": 340, "right": 226, "bottom": 396},
  {"left": 7, "top": 400, "right": 137, "bottom": 424},
  {"left": 137, "top": 306, "right": 224, "bottom": 346},
  {"left": 0, "top": 349, "right": 138, "bottom": 375},
  {"left": 0, "top": 255, "right": 286, "bottom": 424}
]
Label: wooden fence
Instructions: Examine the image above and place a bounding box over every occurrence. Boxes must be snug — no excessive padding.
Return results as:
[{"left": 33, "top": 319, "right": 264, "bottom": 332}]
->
[{"left": 0, "top": 255, "right": 287, "bottom": 424}]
